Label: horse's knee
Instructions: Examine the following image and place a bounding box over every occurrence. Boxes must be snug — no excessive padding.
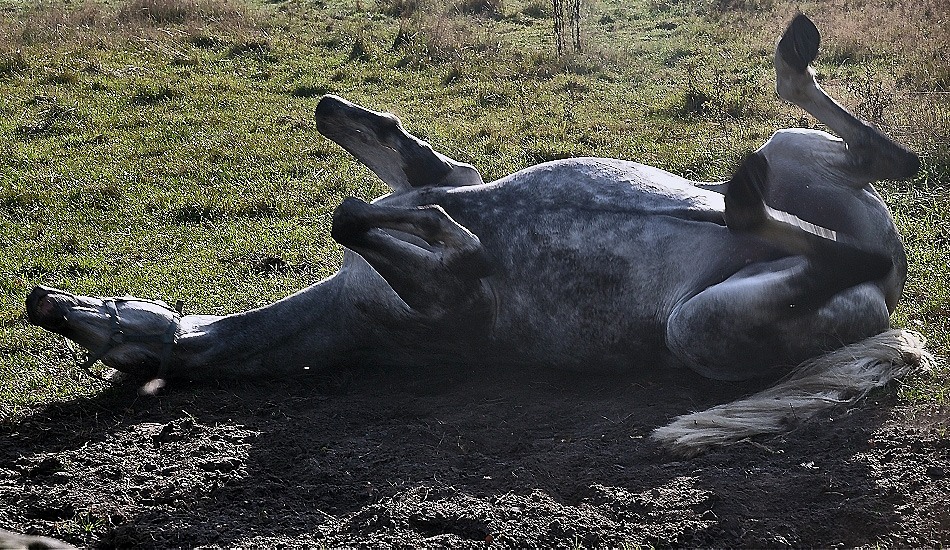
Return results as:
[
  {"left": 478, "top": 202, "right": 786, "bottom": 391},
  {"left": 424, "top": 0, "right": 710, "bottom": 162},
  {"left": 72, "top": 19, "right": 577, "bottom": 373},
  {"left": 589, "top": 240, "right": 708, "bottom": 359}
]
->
[{"left": 328, "top": 198, "right": 494, "bottom": 319}]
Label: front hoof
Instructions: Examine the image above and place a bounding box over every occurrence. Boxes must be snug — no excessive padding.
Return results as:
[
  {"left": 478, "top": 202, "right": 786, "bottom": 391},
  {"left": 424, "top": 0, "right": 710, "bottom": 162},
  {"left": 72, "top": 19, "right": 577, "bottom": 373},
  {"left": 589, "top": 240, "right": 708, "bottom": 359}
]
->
[{"left": 331, "top": 197, "right": 373, "bottom": 246}]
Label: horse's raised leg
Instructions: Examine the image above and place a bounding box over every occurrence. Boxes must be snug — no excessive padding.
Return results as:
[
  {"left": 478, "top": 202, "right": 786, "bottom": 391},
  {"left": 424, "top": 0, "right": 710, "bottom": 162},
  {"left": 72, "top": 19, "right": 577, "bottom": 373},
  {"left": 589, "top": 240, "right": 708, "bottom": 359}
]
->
[
  {"left": 315, "top": 95, "right": 483, "bottom": 191},
  {"left": 774, "top": 14, "right": 919, "bottom": 182},
  {"left": 724, "top": 152, "right": 892, "bottom": 299},
  {"left": 331, "top": 197, "right": 494, "bottom": 321},
  {"left": 666, "top": 153, "right": 892, "bottom": 380}
]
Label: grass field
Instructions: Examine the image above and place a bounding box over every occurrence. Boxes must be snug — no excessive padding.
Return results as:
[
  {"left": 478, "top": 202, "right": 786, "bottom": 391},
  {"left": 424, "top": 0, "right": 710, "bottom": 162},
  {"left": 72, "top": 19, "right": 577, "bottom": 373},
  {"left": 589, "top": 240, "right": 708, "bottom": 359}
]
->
[{"left": 1, "top": 0, "right": 948, "bottom": 416}]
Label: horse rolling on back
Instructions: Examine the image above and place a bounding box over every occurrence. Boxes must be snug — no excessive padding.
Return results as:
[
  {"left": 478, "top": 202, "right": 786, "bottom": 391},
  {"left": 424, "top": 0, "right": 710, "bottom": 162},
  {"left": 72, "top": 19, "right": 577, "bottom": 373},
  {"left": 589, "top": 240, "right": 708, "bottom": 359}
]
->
[{"left": 25, "top": 15, "right": 931, "bottom": 454}]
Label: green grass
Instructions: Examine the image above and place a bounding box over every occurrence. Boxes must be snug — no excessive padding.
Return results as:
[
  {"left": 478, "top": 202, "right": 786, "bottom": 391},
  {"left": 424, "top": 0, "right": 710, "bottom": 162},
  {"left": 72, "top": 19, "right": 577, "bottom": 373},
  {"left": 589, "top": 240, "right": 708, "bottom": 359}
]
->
[{"left": 1, "top": 0, "right": 948, "bottom": 416}]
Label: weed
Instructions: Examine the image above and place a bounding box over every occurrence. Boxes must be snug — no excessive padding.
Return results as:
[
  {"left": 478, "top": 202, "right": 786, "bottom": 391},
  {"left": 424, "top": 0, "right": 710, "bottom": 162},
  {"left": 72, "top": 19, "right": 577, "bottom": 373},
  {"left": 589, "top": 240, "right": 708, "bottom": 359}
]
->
[
  {"left": 0, "top": 50, "right": 28, "bottom": 76},
  {"left": 709, "top": 0, "right": 774, "bottom": 12},
  {"left": 521, "top": 1, "right": 547, "bottom": 18},
  {"left": 855, "top": 68, "right": 894, "bottom": 125},
  {"left": 349, "top": 33, "right": 372, "bottom": 61},
  {"left": 44, "top": 70, "right": 79, "bottom": 86},
  {"left": 188, "top": 32, "right": 225, "bottom": 49},
  {"left": 442, "top": 65, "right": 461, "bottom": 85},
  {"left": 14, "top": 97, "right": 77, "bottom": 137},
  {"left": 378, "top": 0, "right": 421, "bottom": 18},
  {"left": 291, "top": 82, "right": 329, "bottom": 98},
  {"left": 455, "top": 0, "right": 504, "bottom": 18},
  {"left": 130, "top": 84, "right": 176, "bottom": 104},
  {"left": 169, "top": 197, "right": 281, "bottom": 224},
  {"left": 227, "top": 37, "right": 273, "bottom": 61}
]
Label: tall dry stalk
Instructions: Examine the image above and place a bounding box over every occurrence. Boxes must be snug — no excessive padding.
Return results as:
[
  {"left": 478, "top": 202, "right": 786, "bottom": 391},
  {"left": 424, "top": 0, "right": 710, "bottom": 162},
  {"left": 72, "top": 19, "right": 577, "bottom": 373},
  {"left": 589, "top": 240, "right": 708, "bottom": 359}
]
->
[{"left": 551, "top": 0, "right": 581, "bottom": 55}]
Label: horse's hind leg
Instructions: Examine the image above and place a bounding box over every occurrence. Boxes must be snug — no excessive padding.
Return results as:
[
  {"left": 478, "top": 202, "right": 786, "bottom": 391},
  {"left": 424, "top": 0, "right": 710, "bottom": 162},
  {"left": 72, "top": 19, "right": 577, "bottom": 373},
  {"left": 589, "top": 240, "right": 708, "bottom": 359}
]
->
[
  {"left": 668, "top": 153, "right": 893, "bottom": 380},
  {"left": 667, "top": 262, "right": 890, "bottom": 380},
  {"left": 315, "top": 95, "right": 483, "bottom": 191},
  {"left": 725, "top": 152, "right": 893, "bottom": 299},
  {"left": 331, "top": 197, "right": 494, "bottom": 321},
  {"left": 775, "top": 14, "right": 919, "bottom": 182}
]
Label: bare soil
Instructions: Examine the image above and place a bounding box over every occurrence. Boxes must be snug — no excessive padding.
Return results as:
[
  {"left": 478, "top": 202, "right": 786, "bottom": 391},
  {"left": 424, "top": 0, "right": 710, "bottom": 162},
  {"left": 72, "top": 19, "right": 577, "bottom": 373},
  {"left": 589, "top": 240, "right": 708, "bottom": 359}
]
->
[{"left": 1, "top": 364, "right": 948, "bottom": 548}]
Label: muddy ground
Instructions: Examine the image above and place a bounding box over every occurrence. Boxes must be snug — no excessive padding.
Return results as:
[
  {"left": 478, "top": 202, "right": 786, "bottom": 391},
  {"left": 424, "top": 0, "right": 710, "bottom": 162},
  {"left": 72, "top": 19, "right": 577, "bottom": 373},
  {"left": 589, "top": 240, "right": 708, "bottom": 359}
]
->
[{"left": 1, "top": 363, "right": 948, "bottom": 548}]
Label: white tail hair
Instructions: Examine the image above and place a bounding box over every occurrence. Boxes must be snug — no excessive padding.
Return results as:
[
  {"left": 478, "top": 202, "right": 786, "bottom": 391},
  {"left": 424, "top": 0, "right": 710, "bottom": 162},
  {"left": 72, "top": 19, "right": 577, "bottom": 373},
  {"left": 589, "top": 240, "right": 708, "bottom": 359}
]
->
[{"left": 652, "top": 329, "right": 934, "bottom": 456}]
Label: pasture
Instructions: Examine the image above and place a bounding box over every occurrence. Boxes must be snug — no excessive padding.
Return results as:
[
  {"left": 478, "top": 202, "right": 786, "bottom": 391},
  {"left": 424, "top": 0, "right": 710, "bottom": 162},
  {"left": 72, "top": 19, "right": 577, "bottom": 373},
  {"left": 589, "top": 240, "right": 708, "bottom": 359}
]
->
[{"left": 1, "top": 0, "right": 948, "bottom": 546}]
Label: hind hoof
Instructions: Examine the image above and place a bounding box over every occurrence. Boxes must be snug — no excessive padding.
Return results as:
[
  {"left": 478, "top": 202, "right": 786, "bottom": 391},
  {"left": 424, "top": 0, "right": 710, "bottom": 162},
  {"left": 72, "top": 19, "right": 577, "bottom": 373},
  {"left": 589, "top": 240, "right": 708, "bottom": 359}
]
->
[{"left": 778, "top": 14, "right": 821, "bottom": 72}]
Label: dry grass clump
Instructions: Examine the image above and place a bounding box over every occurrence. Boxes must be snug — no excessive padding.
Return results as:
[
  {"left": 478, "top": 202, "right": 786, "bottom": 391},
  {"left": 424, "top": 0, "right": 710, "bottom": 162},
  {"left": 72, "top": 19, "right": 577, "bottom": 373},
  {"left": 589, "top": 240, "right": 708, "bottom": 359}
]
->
[
  {"left": 9, "top": 1, "right": 110, "bottom": 45},
  {"left": 455, "top": 0, "right": 504, "bottom": 18},
  {"left": 377, "top": 0, "right": 421, "bottom": 18},
  {"left": 1, "top": 0, "right": 256, "bottom": 48},
  {"left": 0, "top": 51, "right": 28, "bottom": 76},
  {"left": 117, "top": 0, "right": 250, "bottom": 24},
  {"left": 393, "top": 14, "right": 501, "bottom": 66}
]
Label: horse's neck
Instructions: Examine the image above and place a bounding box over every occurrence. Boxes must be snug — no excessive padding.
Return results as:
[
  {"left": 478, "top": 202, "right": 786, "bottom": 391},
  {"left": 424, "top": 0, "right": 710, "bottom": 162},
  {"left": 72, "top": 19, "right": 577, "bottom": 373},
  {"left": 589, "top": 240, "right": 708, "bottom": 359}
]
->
[{"left": 176, "top": 272, "right": 353, "bottom": 375}]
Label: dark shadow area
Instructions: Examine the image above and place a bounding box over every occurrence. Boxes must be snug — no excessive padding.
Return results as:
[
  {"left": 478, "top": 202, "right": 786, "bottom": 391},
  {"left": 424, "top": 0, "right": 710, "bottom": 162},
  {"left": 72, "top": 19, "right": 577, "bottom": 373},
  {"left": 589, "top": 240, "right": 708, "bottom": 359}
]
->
[{"left": 0, "top": 363, "right": 936, "bottom": 548}]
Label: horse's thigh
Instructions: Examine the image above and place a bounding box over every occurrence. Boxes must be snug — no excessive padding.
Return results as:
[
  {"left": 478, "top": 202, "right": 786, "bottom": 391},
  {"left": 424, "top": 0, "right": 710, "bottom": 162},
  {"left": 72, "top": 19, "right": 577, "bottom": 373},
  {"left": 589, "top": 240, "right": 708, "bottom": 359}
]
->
[{"left": 666, "top": 266, "right": 889, "bottom": 381}]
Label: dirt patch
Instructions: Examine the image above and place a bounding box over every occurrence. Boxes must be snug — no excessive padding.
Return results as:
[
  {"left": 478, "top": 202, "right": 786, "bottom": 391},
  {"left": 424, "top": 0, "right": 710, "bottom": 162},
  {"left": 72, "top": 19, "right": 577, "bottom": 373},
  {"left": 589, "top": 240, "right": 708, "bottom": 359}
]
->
[{"left": 1, "top": 364, "right": 948, "bottom": 548}]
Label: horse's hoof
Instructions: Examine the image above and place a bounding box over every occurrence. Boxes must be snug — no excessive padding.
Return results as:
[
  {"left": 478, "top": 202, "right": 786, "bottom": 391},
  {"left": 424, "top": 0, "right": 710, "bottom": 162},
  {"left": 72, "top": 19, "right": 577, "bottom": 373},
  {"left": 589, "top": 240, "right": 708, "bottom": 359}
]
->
[
  {"left": 331, "top": 197, "right": 373, "bottom": 245},
  {"left": 778, "top": 14, "right": 820, "bottom": 72}
]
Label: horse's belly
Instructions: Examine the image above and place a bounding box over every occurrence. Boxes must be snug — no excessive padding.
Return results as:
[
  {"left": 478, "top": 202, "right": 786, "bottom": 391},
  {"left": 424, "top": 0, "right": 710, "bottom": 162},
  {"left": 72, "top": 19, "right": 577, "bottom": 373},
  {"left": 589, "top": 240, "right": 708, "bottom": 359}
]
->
[{"left": 483, "top": 214, "right": 726, "bottom": 371}]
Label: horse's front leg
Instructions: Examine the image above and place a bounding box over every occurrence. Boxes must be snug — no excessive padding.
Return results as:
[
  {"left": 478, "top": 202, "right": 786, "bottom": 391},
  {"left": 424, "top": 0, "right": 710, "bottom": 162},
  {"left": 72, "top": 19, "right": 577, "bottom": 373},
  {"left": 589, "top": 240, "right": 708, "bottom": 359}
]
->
[
  {"left": 315, "top": 95, "right": 483, "bottom": 191},
  {"left": 331, "top": 197, "right": 495, "bottom": 324}
]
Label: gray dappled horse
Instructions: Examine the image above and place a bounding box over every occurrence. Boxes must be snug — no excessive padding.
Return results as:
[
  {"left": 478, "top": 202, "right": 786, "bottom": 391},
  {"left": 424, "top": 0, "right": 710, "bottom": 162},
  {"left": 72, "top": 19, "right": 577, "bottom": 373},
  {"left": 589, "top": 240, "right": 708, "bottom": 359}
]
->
[{"left": 26, "top": 16, "right": 931, "bottom": 454}]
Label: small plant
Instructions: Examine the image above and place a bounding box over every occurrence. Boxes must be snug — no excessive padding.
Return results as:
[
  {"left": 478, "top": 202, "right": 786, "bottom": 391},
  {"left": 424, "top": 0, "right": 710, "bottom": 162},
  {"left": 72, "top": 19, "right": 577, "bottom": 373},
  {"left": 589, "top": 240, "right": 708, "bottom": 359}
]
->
[
  {"left": 45, "top": 69, "right": 79, "bottom": 85},
  {"left": 678, "top": 86, "right": 710, "bottom": 115},
  {"left": 456, "top": 0, "right": 504, "bottom": 18},
  {"left": 227, "top": 37, "right": 273, "bottom": 61},
  {"left": 378, "top": 0, "right": 420, "bottom": 18},
  {"left": 188, "top": 32, "right": 225, "bottom": 49},
  {"left": 710, "top": 0, "right": 775, "bottom": 12},
  {"left": 131, "top": 83, "right": 176, "bottom": 105},
  {"left": 0, "top": 50, "right": 28, "bottom": 76},
  {"left": 349, "top": 33, "right": 372, "bottom": 62},
  {"left": 521, "top": 0, "right": 547, "bottom": 18},
  {"left": 856, "top": 68, "right": 894, "bottom": 125},
  {"left": 291, "top": 82, "right": 329, "bottom": 98},
  {"left": 15, "top": 96, "right": 76, "bottom": 137}
]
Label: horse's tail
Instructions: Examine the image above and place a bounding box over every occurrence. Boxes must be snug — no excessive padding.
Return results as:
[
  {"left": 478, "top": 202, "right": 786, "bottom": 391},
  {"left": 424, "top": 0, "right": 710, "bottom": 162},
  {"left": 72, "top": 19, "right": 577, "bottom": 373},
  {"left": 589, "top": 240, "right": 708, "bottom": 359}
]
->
[{"left": 651, "top": 329, "right": 934, "bottom": 456}]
